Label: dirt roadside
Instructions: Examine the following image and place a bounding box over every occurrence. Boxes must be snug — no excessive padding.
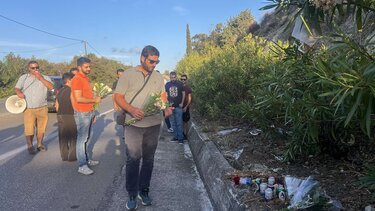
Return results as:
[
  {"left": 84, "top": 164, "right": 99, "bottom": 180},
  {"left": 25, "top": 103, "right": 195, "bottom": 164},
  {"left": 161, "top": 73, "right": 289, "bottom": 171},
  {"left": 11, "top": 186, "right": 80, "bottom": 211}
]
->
[{"left": 193, "top": 116, "right": 375, "bottom": 210}]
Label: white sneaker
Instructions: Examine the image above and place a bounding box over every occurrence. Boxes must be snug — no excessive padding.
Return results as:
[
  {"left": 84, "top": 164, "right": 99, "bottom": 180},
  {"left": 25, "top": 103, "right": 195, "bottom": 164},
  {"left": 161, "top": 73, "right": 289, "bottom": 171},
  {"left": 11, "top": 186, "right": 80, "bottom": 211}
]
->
[
  {"left": 78, "top": 165, "right": 94, "bottom": 175},
  {"left": 87, "top": 160, "right": 99, "bottom": 166},
  {"left": 167, "top": 128, "right": 174, "bottom": 133}
]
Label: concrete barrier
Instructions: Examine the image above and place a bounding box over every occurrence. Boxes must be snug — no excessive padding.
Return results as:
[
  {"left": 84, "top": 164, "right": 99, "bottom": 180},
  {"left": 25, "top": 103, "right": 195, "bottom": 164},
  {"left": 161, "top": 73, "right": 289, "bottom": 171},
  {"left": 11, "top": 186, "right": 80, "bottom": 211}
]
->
[{"left": 188, "top": 121, "right": 246, "bottom": 211}]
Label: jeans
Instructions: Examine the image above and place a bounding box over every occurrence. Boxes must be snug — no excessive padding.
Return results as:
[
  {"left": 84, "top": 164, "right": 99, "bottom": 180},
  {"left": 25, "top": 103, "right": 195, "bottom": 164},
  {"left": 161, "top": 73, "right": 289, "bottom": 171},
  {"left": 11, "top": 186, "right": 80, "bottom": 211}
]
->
[
  {"left": 125, "top": 125, "right": 160, "bottom": 196},
  {"left": 170, "top": 107, "right": 184, "bottom": 141},
  {"left": 74, "top": 111, "right": 94, "bottom": 167}
]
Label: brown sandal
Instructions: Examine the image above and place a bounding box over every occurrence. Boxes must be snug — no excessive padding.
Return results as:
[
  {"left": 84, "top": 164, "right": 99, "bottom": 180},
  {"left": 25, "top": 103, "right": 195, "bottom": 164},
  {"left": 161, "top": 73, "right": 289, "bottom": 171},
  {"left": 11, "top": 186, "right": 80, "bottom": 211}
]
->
[{"left": 37, "top": 145, "right": 46, "bottom": 152}]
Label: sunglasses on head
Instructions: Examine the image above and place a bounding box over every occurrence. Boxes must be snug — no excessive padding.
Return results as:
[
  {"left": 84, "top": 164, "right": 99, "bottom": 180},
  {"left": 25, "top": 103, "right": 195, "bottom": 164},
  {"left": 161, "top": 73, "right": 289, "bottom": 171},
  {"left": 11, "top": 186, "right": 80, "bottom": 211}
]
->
[
  {"left": 147, "top": 58, "right": 160, "bottom": 65},
  {"left": 30, "top": 67, "right": 40, "bottom": 70}
]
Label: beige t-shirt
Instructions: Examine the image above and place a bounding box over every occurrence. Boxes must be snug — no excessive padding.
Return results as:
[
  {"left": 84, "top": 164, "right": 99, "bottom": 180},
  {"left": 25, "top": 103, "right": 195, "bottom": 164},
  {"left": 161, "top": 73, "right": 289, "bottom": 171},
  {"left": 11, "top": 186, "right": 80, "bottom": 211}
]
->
[{"left": 114, "top": 67, "right": 165, "bottom": 127}]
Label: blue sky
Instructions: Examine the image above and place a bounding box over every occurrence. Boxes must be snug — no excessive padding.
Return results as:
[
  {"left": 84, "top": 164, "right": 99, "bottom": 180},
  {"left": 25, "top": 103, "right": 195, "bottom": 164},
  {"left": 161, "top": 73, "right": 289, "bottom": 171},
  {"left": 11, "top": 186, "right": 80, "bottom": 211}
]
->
[{"left": 0, "top": 0, "right": 268, "bottom": 72}]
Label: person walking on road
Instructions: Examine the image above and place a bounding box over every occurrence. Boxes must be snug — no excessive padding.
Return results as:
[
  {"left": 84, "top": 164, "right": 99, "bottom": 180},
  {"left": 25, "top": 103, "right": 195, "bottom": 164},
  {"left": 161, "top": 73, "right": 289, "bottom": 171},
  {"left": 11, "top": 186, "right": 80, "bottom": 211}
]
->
[
  {"left": 114, "top": 45, "right": 172, "bottom": 210},
  {"left": 181, "top": 74, "right": 192, "bottom": 140},
  {"left": 15, "top": 61, "right": 54, "bottom": 154},
  {"left": 56, "top": 72, "right": 77, "bottom": 161},
  {"left": 112, "top": 68, "right": 125, "bottom": 111},
  {"left": 165, "top": 71, "right": 185, "bottom": 144},
  {"left": 71, "top": 57, "right": 101, "bottom": 175},
  {"left": 113, "top": 69, "right": 126, "bottom": 139}
]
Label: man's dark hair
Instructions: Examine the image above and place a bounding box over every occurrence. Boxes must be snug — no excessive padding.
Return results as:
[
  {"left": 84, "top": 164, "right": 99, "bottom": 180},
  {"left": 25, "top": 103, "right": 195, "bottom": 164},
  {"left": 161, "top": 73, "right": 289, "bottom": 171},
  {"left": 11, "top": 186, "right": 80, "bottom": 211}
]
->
[
  {"left": 69, "top": 67, "right": 78, "bottom": 73},
  {"left": 77, "top": 57, "right": 91, "bottom": 66},
  {"left": 62, "top": 72, "right": 74, "bottom": 84},
  {"left": 116, "top": 69, "right": 125, "bottom": 74},
  {"left": 27, "top": 60, "right": 38, "bottom": 66},
  {"left": 170, "top": 71, "right": 177, "bottom": 76},
  {"left": 141, "top": 45, "right": 159, "bottom": 58},
  {"left": 181, "top": 74, "right": 187, "bottom": 79}
]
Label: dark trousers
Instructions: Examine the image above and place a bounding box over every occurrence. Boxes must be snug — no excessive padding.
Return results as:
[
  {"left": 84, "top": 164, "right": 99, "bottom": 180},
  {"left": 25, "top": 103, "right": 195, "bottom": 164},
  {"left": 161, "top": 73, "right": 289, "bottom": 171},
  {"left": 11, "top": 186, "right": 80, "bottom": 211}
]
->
[
  {"left": 165, "top": 117, "right": 171, "bottom": 129},
  {"left": 57, "top": 115, "right": 77, "bottom": 161},
  {"left": 124, "top": 124, "right": 160, "bottom": 196}
]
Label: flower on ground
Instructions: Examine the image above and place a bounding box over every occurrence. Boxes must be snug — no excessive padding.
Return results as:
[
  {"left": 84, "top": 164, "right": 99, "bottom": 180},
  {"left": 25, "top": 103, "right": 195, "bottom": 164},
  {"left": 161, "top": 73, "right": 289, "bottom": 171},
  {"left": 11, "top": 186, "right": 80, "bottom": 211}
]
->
[
  {"left": 93, "top": 82, "right": 112, "bottom": 109},
  {"left": 125, "top": 91, "right": 169, "bottom": 125}
]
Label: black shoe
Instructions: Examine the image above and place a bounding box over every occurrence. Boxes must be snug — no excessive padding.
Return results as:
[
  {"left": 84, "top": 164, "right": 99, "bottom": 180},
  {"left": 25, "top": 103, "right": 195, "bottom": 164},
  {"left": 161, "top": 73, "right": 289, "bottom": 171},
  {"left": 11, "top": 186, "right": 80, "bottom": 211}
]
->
[
  {"left": 28, "top": 146, "right": 36, "bottom": 155},
  {"left": 126, "top": 195, "right": 138, "bottom": 210},
  {"left": 138, "top": 188, "right": 152, "bottom": 206},
  {"left": 169, "top": 138, "right": 178, "bottom": 143}
]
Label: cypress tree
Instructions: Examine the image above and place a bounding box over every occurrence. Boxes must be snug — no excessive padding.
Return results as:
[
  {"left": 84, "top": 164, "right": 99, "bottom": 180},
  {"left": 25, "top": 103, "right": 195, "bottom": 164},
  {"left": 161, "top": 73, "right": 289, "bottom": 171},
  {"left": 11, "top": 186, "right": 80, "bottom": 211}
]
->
[{"left": 186, "top": 24, "right": 192, "bottom": 55}]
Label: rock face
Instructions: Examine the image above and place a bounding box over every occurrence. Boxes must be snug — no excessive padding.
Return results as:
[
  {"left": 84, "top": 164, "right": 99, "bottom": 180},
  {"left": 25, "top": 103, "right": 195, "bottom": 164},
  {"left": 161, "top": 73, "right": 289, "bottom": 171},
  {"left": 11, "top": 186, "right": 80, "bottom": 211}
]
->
[{"left": 254, "top": 7, "right": 375, "bottom": 44}]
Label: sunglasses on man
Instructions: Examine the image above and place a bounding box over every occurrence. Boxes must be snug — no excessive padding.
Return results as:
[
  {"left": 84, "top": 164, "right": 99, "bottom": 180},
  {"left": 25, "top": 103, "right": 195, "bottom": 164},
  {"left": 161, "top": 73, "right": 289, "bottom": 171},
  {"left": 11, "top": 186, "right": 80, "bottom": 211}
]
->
[
  {"left": 147, "top": 58, "right": 160, "bottom": 65},
  {"left": 30, "top": 66, "right": 40, "bottom": 70}
]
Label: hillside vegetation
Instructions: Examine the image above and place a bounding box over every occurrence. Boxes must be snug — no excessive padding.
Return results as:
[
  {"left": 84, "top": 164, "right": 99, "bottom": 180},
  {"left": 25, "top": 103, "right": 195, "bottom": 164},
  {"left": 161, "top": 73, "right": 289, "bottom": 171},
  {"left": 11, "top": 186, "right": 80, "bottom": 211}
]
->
[{"left": 0, "top": 53, "right": 131, "bottom": 98}]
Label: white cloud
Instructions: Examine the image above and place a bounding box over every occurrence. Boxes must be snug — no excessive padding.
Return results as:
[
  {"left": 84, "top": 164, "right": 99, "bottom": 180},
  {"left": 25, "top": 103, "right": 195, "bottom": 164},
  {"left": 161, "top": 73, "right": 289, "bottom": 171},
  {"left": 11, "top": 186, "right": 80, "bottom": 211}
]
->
[
  {"left": 105, "top": 54, "right": 131, "bottom": 59},
  {"left": 111, "top": 47, "right": 141, "bottom": 56},
  {"left": 173, "top": 6, "right": 188, "bottom": 16}
]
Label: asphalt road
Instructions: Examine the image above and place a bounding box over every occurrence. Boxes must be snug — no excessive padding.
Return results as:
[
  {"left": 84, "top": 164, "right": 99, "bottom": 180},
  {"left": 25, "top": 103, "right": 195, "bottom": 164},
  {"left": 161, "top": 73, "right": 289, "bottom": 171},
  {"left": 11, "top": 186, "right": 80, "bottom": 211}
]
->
[{"left": 0, "top": 96, "right": 213, "bottom": 211}]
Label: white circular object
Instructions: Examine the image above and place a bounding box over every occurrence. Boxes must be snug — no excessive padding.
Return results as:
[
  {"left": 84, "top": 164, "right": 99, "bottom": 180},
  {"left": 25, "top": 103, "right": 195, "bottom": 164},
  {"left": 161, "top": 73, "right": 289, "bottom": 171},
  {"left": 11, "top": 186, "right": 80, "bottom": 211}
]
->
[{"left": 5, "top": 95, "right": 26, "bottom": 114}]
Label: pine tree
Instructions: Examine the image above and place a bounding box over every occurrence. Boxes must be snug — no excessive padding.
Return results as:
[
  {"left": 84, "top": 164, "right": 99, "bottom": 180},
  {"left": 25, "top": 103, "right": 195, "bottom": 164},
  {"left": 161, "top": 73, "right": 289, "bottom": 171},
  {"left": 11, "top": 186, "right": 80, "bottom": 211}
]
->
[{"left": 186, "top": 24, "right": 192, "bottom": 55}]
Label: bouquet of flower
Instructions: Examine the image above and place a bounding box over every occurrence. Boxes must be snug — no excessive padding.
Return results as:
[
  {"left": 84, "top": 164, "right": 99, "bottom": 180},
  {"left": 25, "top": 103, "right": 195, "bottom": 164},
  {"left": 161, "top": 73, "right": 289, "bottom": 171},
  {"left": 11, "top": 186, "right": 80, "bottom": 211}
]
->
[
  {"left": 93, "top": 82, "right": 112, "bottom": 109},
  {"left": 126, "top": 91, "right": 169, "bottom": 125}
]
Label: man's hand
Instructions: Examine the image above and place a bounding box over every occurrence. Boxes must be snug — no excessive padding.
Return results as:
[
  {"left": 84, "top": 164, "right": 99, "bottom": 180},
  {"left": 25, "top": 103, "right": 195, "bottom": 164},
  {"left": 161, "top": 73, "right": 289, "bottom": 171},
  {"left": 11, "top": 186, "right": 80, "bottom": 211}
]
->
[
  {"left": 129, "top": 107, "right": 144, "bottom": 120},
  {"left": 17, "top": 92, "right": 25, "bottom": 99},
  {"left": 95, "top": 96, "right": 101, "bottom": 103},
  {"left": 34, "top": 71, "right": 43, "bottom": 80},
  {"left": 164, "top": 107, "right": 173, "bottom": 118}
]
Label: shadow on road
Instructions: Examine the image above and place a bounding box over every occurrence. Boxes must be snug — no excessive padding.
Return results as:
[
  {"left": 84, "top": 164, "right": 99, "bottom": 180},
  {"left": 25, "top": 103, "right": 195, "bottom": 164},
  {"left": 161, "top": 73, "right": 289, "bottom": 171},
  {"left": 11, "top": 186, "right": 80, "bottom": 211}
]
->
[{"left": 0, "top": 124, "right": 24, "bottom": 144}]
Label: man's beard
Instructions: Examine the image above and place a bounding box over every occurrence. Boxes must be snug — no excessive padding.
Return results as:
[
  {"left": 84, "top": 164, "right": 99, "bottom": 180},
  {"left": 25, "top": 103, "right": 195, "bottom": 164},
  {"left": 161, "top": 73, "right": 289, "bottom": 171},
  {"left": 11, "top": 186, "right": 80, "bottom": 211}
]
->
[{"left": 142, "top": 62, "right": 154, "bottom": 72}]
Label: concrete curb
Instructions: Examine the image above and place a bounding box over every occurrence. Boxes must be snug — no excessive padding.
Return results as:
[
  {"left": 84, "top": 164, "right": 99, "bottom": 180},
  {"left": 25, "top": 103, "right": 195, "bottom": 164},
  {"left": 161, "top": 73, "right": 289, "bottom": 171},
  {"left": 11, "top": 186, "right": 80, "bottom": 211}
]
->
[{"left": 188, "top": 121, "right": 246, "bottom": 211}]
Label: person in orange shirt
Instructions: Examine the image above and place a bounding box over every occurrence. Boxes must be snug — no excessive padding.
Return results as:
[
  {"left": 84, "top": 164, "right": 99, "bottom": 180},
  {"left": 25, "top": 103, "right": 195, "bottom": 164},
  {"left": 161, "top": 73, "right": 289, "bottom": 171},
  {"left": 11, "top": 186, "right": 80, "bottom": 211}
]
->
[{"left": 71, "top": 57, "right": 101, "bottom": 175}]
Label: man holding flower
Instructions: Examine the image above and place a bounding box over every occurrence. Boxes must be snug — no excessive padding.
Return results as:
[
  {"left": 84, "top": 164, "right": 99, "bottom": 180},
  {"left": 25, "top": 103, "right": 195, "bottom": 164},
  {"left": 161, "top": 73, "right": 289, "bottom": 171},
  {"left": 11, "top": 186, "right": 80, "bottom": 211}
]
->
[
  {"left": 71, "top": 57, "right": 101, "bottom": 176},
  {"left": 114, "top": 45, "right": 172, "bottom": 210}
]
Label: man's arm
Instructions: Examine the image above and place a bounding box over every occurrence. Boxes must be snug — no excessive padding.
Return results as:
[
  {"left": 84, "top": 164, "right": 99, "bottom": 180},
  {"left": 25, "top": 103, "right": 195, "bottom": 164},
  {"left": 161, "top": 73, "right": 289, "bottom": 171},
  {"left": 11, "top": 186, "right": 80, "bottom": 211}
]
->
[
  {"left": 73, "top": 90, "right": 101, "bottom": 104},
  {"left": 180, "top": 90, "right": 185, "bottom": 108},
  {"left": 15, "top": 88, "right": 25, "bottom": 99},
  {"left": 183, "top": 93, "right": 192, "bottom": 111},
  {"left": 112, "top": 94, "right": 119, "bottom": 110}
]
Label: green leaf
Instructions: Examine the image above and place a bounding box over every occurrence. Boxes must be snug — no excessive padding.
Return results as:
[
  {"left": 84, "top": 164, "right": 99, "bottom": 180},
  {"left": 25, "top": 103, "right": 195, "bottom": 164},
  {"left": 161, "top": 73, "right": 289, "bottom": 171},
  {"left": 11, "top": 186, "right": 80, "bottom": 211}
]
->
[
  {"left": 259, "top": 4, "right": 279, "bottom": 11},
  {"left": 363, "top": 64, "right": 375, "bottom": 76},
  {"left": 365, "top": 97, "right": 373, "bottom": 137},
  {"left": 356, "top": 8, "right": 363, "bottom": 31},
  {"left": 344, "top": 90, "right": 363, "bottom": 126}
]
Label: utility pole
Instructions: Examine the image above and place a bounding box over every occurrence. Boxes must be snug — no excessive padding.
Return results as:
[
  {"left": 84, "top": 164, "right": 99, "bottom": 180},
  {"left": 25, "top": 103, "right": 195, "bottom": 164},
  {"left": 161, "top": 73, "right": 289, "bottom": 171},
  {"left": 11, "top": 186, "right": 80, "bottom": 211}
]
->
[{"left": 83, "top": 40, "right": 87, "bottom": 56}]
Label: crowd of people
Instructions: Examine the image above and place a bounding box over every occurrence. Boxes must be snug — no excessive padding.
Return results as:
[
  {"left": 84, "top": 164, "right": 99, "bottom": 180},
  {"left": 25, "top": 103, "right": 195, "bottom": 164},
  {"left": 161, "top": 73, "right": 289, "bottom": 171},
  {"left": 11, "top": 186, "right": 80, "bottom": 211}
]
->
[{"left": 14, "top": 45, "right": 192, "bottom": 210}]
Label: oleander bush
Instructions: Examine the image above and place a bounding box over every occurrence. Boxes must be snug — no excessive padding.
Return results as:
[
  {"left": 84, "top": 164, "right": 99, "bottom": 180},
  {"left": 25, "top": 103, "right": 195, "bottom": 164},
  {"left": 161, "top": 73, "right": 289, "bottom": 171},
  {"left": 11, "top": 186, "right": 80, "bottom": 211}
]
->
[{"left": 176, "top": 4, "right": 375, "bottom": 161}]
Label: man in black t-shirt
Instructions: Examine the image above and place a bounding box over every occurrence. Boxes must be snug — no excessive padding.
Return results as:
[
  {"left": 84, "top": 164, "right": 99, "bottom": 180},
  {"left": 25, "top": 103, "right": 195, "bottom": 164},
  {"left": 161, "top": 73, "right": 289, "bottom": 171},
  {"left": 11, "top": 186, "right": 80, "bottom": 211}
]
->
[
  {"left": 165, "top": 71, "right": 185, "bottom": 144},
  {"left": 56, "top": 72, "right": 77, "bottom": 161},
  {"left": 181, "top": 74, "right": 192, "bottom": 140}
]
